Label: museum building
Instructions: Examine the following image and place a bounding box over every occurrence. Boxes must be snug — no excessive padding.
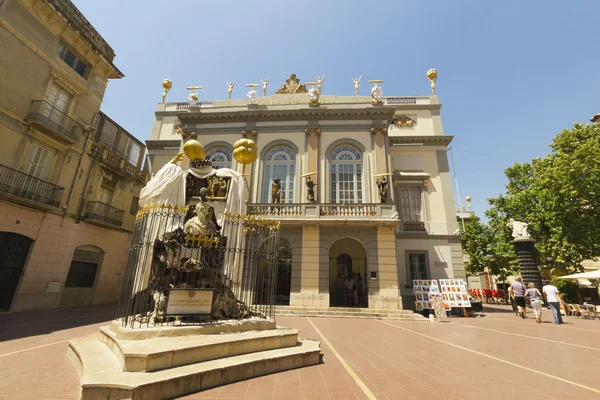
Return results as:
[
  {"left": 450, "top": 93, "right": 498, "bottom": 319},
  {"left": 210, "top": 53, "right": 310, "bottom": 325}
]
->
[{"left": 146, "top": 74, "right": 465, "bottom": 310}]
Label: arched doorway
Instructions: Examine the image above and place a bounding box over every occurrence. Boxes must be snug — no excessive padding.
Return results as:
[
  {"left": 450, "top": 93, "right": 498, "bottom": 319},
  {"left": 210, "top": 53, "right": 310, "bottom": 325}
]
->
[
  {"left": 329, "top": 238, "right": 367, "bottom": 307},
  {"left": 0, "top": 232, "right": 33, "bottom": 311}
]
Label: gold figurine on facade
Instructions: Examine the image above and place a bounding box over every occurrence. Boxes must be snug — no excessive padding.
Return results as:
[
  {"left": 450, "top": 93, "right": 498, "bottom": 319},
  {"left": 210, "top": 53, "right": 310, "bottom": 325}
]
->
[
  {"left": 314, "top": 74, "right": 324, "bottom": 94},
  {"left": 260, "top": 77, "right": 269, "bottom": 96},
  {"left": 226, "top": 81, "right": 235, "bottom": 100},
  {"left": 427, "top": 69, "right": 438, "bottom": 95},
  {"left": 350, "top": 76, "right": 361, "bottom": 96},
  {"left": 161, "top": 79, "right": 172, "bottom": 103}
]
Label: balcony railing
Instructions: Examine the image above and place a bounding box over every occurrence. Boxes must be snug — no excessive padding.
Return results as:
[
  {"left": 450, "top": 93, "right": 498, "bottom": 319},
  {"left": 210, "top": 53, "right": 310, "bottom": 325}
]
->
[
  {"left": 0, "top": 164, "right": 64, "bottom": 207},
  {"left": 248, "top": 203, "right": 395, "bottom": 220},
  {"left": 84, "top": 201, "right": 124, "bottom": 227},
  {"left": 399, "top": 221, "right": 427, "bottom": 232},
  {"left": 27, "top": 100, "right": 83, "bottom": 143},
  {"left": 89, "top": 143, "right": 145, "bottom": 181}
]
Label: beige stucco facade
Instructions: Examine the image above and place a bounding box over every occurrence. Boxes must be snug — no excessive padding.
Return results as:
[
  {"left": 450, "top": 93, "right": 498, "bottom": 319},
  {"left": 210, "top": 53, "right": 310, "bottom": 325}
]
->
[
  {"left": 147, "top": 78, "right": 465, "bottom": 310},
  {"left": 0, "top": 0, "right": 146, "bottom": 312}
]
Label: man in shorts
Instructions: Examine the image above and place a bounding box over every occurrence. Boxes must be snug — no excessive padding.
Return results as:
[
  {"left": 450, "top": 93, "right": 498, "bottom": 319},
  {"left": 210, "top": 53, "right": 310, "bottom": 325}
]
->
[{"left": 510, "top": 277, "right": 527, "bottom": 319}]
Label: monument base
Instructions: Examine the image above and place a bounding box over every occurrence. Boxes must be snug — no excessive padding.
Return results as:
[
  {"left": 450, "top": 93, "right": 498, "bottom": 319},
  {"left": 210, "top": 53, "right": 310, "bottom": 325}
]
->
[
  {"left": 511, "top": 238, "right": 543, "bottom": 289},
  {"left": 68, "top": 319, "right": 321, "bottom": 399}
]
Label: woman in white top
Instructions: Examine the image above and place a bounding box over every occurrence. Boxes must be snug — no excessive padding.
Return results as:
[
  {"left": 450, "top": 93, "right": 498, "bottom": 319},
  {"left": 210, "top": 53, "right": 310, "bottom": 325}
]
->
[{"left": 525, "top": 283, "right": 543, "bottom": 323}]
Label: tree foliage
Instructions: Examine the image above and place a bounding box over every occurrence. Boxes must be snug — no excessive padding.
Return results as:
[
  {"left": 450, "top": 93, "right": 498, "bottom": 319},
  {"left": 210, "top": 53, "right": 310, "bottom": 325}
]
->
[
  {"left": 550, "top": 277, "right": 580, "bottom": 303},
  {"left": 488, "top": 123, "right": 600, "bottom": 270},
  {"left": 460, "top": 215, "right": 519, "bottom": 280}
]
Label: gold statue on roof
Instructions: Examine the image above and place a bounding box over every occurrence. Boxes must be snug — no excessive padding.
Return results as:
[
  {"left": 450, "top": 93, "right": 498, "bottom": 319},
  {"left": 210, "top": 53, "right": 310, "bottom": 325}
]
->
[{"left": 275, "top": 74, "right": 308, "bottom": 94}]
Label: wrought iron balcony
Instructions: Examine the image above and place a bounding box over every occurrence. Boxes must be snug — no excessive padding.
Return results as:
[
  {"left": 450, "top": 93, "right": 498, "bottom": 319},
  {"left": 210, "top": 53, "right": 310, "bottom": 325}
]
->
[
  {"left": 84, "top": 201, "right": 124, "bottom": 227},
  {"left": 0, "top": 164, "right": 64, "bottom": 207},
  {"left": 247, "top": 203, "right": 396, "bottom": 221},
  {"left": 27, "top": 100, "right": 83, "bottom": 143},
  {"left": 399, "top": 221, "right": 427, "bottom": 232}
]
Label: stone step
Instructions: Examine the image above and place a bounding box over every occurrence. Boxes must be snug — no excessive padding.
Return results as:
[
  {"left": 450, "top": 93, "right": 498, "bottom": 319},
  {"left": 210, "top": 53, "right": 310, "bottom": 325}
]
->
[
  {"left": 276, "top": 313, "right": 427, "bottom": 321},
  {"left": 276, "top": 307, "right": 415, "bottom": 314},
  {"left": 99, "top": 325, "right": 300, "bottom": 372},
  {"left": 68, "top": 334, "right": 321, "bottom": 400}
]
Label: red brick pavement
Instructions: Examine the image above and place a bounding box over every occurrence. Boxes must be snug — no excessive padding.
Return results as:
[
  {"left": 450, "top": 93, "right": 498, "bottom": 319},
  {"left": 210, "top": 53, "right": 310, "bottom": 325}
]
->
[{"left": 1, "top": 304, "right": 600, "bottom": 399}]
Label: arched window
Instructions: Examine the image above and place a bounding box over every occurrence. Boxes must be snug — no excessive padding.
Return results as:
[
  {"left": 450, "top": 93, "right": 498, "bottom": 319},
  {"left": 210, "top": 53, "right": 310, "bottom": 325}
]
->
[
  {"left": 330, "top": 146, "right": 363, "bottom": 203},
  {"left": 206, "top": 147, "right": 232, "bottom": 169},
  {"left": 262, "top": 146, "right": 296, "bottom": 203}
]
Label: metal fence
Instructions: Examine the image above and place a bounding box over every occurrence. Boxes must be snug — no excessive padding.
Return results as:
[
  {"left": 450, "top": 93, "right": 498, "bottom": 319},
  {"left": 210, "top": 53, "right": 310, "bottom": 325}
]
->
[
  {"left": 116, "top": 207, "right": 280, "bottom": 329},
  {"left": 0, "top": 163, "right": 64, "bottom": 207},
  {"left": 27, "top": 100, "right": 83, "bottom": 142}
]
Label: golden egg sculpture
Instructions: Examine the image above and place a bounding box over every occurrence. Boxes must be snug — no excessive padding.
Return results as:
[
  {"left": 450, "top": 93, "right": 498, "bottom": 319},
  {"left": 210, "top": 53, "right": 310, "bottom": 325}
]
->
[{"left": 183, "top": 139, "right": 206, "bottom": 160}]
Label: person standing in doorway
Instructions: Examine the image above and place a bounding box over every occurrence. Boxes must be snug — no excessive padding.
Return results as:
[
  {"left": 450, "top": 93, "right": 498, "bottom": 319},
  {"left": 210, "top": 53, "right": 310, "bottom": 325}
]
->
[
  {"left": 345, "top": 275, "right": 354, "bottom": 306},
  {"left": 510, "top": 277, "right": 527, "bottom": 319},
  {"left": 543, "top": 282, "right": 564, "bottom": 325},
  {"left": 525, "top": 282, "right": 544, "bottom": 323}
]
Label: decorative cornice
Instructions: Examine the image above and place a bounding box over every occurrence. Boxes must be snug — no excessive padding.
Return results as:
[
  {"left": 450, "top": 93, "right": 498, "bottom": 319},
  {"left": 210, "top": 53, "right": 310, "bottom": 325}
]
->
[
  {"left": 178, "top": 106, "right": 397, "bottom": 125},
  {"left": 241, "top": 130, "right": 257, "bottom": 140},
  {"left": 371, "top": 127, "right": 387, "bottom": 136},
  {"left": 145, "top": 140, "right": 180, "bottom": 150},
  {"left": 389, "top": 135, "right": 453, "bottom": 146},
  {"left": 305, "top": 127, "right": 321, "bottom": 136}
]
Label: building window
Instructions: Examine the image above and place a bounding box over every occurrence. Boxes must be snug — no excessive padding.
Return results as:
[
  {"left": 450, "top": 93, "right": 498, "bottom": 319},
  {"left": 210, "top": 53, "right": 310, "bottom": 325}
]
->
[
  {"left": 55, "top": 43, "right": 88, "bottom": 78},
  {"left": 262, "top": 146, "right": 296, "bottom": 203},
  {"left": 23, "top": 143, "right": 53, "bottom": 180},
  {"left": 206, "top": 147, "right": 232, "bottom": 169},
  {"left": 398, "top": 187, "right": 422, "bottom": 221},
  {"left": 65, "top": 248, "right": 103, "bottom": 288},
  {"left": 330, "top": 146, "right": 362, "bottom": 203},
  {"left": 129, "top": 197, "right": 139, "bottom": 215},
  {"left": 99, "top": 180, "right": 115, "bottom": 205},
  {"left": 407, "top": 252, "right": 429, "bottom": 282}
]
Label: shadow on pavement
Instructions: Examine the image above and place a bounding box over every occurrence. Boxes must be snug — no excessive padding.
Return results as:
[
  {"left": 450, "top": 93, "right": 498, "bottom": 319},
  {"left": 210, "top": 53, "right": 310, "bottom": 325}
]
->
[{"left": 0, "top": 304, "right": 115, "bottom": 342}]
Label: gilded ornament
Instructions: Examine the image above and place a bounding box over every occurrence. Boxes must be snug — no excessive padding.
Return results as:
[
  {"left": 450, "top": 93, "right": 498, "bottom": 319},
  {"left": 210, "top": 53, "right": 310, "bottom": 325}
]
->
[
  {"left": 183, "top": 139, "right": 206, "bottom": 161},
  {"left": 350, "top": 76, "right": 361, "bottom": 96},
  {"left": 426, "top": 69, "right": 437, "bottom": 95},
  {"left": 161, "top": 79, "right": 172, "bottom": 103},
  {"left": 275, "top": 74, "right": 308, "bottom": 94},
  {"left": 392, "top": 116, "right": 416, "bottom": 128}
]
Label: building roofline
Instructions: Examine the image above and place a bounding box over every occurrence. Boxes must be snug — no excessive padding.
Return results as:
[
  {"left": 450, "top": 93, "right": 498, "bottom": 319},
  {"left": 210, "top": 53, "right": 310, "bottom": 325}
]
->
[{"left": 45, "top": 0, "right": 124, "bottom": 78}]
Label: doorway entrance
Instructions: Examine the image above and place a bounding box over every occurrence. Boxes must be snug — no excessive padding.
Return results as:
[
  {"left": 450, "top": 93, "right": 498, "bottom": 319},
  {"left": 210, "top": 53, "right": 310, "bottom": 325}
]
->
[
  {"left": 0, "top": 232, "right": 33, "bottom": 311},
  {"left": 329, "top": 238, "right": 367, "bottom": 307}
]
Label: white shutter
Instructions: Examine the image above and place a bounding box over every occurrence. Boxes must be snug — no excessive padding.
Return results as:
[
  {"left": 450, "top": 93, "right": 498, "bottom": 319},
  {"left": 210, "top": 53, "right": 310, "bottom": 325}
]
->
[
  {"left": 23, "top": 143, "right": 53, "bottom": 180},
  {"left": 46, "top": 84, "right": 70, "bottom": 112}
]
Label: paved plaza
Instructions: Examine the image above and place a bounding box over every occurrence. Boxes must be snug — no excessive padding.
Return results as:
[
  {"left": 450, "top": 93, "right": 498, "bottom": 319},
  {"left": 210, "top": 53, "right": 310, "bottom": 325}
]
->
[{"left": 1, "top": 304, "right": 599, "bottom": 400}]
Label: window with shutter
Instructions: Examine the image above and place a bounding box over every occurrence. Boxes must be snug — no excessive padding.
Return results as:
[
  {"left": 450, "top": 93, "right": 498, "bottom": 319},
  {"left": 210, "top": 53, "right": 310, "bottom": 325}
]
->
[
  {"left": 23, "top": 143, "right": 53, "bottom": 180},
  {"left": 262, "top": 147, "right": 296, "bottom": 203},
  {"left": 399, "top": 187, "right": 422, "bottom": 222}
]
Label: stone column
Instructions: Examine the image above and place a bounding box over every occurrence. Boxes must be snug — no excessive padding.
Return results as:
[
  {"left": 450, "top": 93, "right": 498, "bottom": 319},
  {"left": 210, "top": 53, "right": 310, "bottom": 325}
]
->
[
  {"left": 305, "top": 128, "right": 320, "bottom": 203},
  {"left": 369, "top": 225, "right": 402, "bottom": 309},
  {"left": 370, "top": 127, "right": 388, "bottom": 176},
  {"left": 512, "top": 238, "right": 543, "bottom": 290},
  {"left": 292, "top": 224, "right": 328, "bottom": 307}
]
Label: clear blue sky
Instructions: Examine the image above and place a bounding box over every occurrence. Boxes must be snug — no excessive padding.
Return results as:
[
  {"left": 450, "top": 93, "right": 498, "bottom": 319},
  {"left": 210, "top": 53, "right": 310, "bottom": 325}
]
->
[{"left": 73, "top": 0, "right": 600, "bottom": 218}]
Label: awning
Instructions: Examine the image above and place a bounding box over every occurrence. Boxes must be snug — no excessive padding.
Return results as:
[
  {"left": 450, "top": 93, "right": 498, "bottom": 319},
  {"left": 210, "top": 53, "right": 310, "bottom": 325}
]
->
[{"left": 558, "top": 270, "right": 600, "bottom": 279}]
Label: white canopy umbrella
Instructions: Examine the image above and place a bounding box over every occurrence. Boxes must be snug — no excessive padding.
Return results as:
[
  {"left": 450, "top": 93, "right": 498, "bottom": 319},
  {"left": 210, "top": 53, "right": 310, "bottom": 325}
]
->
[{"left": 558, "top": 270, "right": 600, "bottom": 279}]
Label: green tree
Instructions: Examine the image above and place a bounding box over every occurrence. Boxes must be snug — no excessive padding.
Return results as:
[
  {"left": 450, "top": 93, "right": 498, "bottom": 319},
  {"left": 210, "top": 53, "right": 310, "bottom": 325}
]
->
[
  {"left": 460, "top": 215, "right": 519, "bottom": 279},
  {"left": 550, "top": 277, "right": 579, "bottom": 303},
  {"left": 487, "top": 123, "right": 600, "bottom": 270}
]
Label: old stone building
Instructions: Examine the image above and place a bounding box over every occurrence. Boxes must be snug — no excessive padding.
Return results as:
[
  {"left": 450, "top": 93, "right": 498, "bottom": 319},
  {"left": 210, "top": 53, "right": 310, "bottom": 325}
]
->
[
  {"left": 0, "top": 0, "right": 146, "bottom": 311},
  {"left": 147, "top": 74, "right": 465, "bottom": 310}
]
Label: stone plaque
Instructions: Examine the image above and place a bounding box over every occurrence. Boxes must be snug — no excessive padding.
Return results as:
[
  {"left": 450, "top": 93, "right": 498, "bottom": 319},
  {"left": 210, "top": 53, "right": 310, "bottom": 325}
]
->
[{"left": 166, "top": 289, "right": 214, "bottom": 315}]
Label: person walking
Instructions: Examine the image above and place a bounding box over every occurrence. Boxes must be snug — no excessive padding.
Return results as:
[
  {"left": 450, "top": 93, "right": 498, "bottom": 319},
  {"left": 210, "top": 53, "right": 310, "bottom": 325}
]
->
[
  {"left": 525, "top": 283, "right": 544, "bottom": 323},
  {"left": 510, "top": 277, "right": 527, "bottom": 319},
  {"left": 508, "top": 286, "right": 518, "bottom": 315},
  {"left": 543, "top": 282, "right": 564, "bottom": 325}
]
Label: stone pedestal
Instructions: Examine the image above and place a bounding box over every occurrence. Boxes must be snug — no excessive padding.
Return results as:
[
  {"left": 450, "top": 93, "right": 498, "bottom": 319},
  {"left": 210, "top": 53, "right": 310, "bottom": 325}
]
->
[{"left": 511, "top": 238, "right": 543, "bottom": 290}]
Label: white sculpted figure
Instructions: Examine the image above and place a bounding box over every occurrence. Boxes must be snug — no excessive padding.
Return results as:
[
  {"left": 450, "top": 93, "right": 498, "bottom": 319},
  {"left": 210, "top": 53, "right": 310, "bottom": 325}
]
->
[
  {"left": 314, "top": 74, "right": 324, "bottom": 93},
  {"left": 308, "top": 87, "right": 319, "bottom": 102},
  {"left": 184, "top": 202, "right": 209, "bottom": 236},
  {"left": 507, "top": 218, "right": 530, "bottom": 239}
]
